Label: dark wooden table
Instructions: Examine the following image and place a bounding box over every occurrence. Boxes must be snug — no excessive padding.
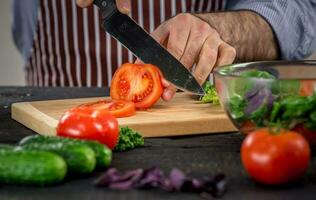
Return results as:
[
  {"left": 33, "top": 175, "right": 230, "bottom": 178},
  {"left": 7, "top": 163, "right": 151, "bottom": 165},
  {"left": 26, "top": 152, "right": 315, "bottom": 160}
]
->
[{"left": 1, "top": 87, "right": 316, "bottom": 200}]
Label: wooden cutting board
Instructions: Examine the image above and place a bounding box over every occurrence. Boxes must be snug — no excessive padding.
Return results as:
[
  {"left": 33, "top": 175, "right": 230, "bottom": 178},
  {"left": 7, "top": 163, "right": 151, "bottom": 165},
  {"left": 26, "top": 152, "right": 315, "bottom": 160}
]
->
[{"left": 11, "top": 93, "right": 237, "bottom": 137}]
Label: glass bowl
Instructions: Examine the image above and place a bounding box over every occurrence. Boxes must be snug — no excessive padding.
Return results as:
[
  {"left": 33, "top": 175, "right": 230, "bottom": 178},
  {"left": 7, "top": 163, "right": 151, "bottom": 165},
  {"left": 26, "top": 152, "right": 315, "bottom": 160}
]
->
[{"left": 213, "top": 60, "right": 316, "bottom": 141}]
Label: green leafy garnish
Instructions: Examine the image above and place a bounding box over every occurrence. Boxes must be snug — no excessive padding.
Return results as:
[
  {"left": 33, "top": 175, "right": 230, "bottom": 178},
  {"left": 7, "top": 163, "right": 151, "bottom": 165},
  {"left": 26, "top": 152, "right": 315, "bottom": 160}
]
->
[
  {"left": 239, "top": 70, "right": 276, "bottom": 79},
  {"left": 271, "top": 80, "right": 300, "bottom": 98},
  {"left": 228, "top": 95, "right": 247, "bottom": 123},
  {"left": 270, "top": 102, "right": 282, "bottom": 123},
  {"left": 199, "top": 81, "right": 220, "bottom": 104},
  {"left": 114, "top": 126, "right": 144, "bottom": 152}
]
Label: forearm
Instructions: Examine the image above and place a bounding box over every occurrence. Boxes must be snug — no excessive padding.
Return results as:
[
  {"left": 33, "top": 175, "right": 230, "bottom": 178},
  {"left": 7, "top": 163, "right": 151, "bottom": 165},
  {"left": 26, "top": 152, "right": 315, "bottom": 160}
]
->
[{"left": 195, "top": 11, "right": 279, "bottom": 62}]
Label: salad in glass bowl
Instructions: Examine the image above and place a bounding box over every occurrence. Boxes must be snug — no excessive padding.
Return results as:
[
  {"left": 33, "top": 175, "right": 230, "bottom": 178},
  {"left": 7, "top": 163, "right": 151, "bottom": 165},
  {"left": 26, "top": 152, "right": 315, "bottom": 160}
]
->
[{"left": 213, "top": 60, "right": 316, "bottom": 144}]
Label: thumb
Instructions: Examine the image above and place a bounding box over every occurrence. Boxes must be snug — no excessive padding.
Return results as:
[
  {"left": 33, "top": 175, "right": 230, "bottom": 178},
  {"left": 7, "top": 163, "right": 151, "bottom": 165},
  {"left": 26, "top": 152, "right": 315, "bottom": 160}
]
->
[
  {"left": 116, "top": 0, "right": 131, "bottom": 14},
  {"left": 76, "top": 0, "right": 94, "bottom": 8}
]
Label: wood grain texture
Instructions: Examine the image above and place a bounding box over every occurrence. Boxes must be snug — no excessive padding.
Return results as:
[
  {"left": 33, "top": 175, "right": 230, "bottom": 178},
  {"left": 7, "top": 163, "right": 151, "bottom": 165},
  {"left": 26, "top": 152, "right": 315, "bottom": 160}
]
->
[{"left": 11, "top": 93, "right": 237, "bottom": 137}]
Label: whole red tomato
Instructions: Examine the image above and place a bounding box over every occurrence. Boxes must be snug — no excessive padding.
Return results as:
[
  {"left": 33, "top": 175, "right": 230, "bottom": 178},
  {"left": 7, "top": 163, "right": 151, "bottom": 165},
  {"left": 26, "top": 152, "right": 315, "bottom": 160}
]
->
[
  {"left": 57, "top": 106, "right": 119, "bottom": 149},
  {"left": 241, "top": 128, "right": 310, "bottom": 185}
]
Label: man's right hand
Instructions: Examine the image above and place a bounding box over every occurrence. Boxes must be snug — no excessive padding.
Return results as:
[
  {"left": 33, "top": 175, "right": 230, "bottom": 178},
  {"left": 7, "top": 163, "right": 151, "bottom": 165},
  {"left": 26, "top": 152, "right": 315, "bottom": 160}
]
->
[{"left": 76, "top": 0, "right": 131, "bottom": 14}]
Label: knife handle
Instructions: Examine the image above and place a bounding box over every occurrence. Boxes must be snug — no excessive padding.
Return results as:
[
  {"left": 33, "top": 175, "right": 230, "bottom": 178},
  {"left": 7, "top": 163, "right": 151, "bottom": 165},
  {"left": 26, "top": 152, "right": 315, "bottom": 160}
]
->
[{"left": 94, "top": 0, "right": 117, "bottom": 18}]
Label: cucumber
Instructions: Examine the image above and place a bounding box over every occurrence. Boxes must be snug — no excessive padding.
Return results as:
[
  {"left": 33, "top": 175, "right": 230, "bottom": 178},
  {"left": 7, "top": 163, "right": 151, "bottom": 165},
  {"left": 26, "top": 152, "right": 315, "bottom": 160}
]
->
[
  {"left": 19, "top": 142, "right": 96, "bottom": 174},
  {"left": 0, "top": 144, "right": 14, "bottom": 150},
  {"left": 80, "top": 140, "right": 112, "bottom": 168},
  {"left": 20, "top": 135, "right": 112, "bottom": 168},
  {"left": 0, "top": 149, "right": 67, "bottom": 185}
]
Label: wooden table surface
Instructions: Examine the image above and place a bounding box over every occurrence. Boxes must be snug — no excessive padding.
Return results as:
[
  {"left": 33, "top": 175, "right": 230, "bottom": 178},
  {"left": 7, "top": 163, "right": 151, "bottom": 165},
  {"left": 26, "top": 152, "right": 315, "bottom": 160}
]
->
[{"left": 1, "top": 87, "right": 316, "bottom": 200}]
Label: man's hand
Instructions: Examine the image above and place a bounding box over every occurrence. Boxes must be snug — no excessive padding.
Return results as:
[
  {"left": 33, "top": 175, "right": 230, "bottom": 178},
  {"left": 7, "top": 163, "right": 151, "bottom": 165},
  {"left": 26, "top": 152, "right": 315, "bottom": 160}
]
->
[
  {"left": 151, "top": 14, "right": 236, "bottom": 101},
  {"left": 152, "top": 11, "right": 279, "bottom": 101},
  {"left": 76, "top": 0, "right": 131, "bottom": 14}
]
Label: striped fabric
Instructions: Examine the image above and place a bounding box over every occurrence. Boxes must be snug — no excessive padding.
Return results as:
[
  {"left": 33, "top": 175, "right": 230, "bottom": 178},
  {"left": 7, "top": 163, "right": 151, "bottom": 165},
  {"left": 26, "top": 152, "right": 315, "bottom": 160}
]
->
[{"left": 26, "top": 0, "right": 224, "bottom": 87}]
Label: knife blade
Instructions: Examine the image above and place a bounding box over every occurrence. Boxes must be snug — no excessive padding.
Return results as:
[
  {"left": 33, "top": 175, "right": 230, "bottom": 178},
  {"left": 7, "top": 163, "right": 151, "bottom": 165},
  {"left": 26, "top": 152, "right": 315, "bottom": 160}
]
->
[{"left": 94, "top": 0, "right": 205, "bottom": 95}]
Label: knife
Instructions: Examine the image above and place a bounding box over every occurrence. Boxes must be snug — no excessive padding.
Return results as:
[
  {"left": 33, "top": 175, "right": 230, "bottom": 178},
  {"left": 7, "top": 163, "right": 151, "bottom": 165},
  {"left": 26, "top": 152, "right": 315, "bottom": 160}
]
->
[{"left": 93, "top": 0, "right": 205, "bottom": 95}]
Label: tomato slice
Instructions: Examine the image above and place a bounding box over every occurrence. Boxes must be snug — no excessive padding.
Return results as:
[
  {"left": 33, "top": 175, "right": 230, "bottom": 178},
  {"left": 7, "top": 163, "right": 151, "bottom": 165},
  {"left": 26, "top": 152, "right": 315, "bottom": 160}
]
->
[
  {"left": 299, "top": 80, "right": 315, "bottom": 96},
  {"left": 78, "top": 99, "right": 136, "bottom": 118},
  {"left": 110, "top": 63, "right": 163, "bottom": 109}
]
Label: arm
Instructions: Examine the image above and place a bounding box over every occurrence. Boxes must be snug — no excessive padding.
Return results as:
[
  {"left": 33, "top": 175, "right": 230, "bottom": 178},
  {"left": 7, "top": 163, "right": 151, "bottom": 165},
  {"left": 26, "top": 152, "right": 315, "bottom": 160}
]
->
[
  {"left": 195, "top": 11, "right": 279, "bottom": 62},
  {"left": 225, "top": 0, "right": 316, "bottom": 60}
]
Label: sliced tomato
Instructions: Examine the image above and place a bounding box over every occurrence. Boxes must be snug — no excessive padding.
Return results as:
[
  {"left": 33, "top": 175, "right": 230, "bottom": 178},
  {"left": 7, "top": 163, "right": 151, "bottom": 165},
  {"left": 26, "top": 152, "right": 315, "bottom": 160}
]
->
[
  {"left": 299, "top": 80, "right": 315, "bottom": 96},
  {"left": 110, "top": 63, "right": 163, "bottom": 109},
  {"left": 78, "top": 99, "right": 136, "bottom": 118}
]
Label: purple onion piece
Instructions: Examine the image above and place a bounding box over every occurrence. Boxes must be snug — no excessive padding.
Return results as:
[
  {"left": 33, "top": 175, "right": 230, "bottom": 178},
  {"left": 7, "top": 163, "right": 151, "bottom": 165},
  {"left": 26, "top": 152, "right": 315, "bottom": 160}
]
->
[
  {"left": 109, "top": 180, "right": 136, "bottom": 190},
  {"left": 202, "top": 173, "right": 227, "bottom": 197},
  {"left": 180, "top": 178, "right": 203, "bottom": 193},
  {"left": 95, "top": 168, "right": 143, "bottom": 189},
  {"left": 244, "top": 85, "right": 262, "bottom": 100},
  {"left": 95, "top": 167, "right": 226, "bottom": 197},
  {"left": 169, "top": 168, "right": 186, "bottom": 191},
  {"left": 95, "top": 168, "right": 120, "bottom": 187},
  {"left": 135, "top": 167, "right": 166, "bottom": 189},
  {"left": 267, "top": 93, "right": 276, "bottom": 109},
  {"left": 118, "top": 168, "right": 144, "bottom": 182},
  {"left": 245, "top": 88, "right": 275, "bottom": 116}
]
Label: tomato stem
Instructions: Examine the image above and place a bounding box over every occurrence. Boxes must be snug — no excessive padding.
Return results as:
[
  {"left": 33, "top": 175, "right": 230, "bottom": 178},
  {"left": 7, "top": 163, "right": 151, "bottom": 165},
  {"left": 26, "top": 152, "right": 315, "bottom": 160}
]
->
[{"left": 268, "top": 120, "right": 286, "bottom": 135}]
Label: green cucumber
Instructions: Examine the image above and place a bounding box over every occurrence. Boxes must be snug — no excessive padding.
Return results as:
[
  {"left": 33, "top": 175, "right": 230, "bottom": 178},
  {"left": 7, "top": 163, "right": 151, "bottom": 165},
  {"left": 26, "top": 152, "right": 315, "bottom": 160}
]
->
[
  {"left": 19, "top": 142, "right": 96, "bottom": 174},
  {"left": 20, "top": 135, "right": 112, "bottom": 168},
  {"left": 0, "top": 149, "right": 67, "bottom": 185},
  {"left": 80, "top": 140, "right": 112, "bottom": 168}
]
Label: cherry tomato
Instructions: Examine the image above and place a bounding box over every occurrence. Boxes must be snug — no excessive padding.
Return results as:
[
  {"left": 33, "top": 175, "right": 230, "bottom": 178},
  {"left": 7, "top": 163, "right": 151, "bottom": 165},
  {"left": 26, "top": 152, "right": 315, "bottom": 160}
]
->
[
  {"left": 292, "top": 124, "right": 316, "bottom": 145},
  {"left": 78, "top": 99, "right": 136, "bottom": 118},
  {"left": 299, "top": 80, "right": 315, "bottom": 96},
  {"left": 239, "top": 120, "right": 256, "bottom": 134},
  {"left": 241, "top": 128, "right": 310, "bottom": 185},
  {"left": 110, "top": 63, "right": 163, "bottom": 109},
  {"left": 57, "top": 106, "right": 119, "bottom": 149}
]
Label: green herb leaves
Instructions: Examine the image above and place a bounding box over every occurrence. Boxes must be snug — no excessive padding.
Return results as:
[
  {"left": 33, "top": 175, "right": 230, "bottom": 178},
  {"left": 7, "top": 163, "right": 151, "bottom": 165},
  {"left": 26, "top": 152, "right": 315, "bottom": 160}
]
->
[
  {"left": 199, "top": 81, "right": 220, "bottom": 104},
  {"left": 114, "top": 126, "right": 144, "bottom": 152}
]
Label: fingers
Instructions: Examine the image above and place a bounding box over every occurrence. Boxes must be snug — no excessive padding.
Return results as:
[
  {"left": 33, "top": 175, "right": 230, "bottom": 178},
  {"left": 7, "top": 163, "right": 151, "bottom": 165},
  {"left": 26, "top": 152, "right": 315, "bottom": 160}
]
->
[
  {"left": 215, "top": 43, "right": 236, "bottom": 67},
  {"left": 134, "top": 58, "right": 144, "bottom": 64},
  {"left": 161, "top": 78, "right": 171, "bottom": 88},
  {"left": 116, "top": 0, "right": 131, "bottom": 14},
  {"left": 76, "top": 0, "right": 94, "bottom": 7},
  {"left": 193, "top": 35, "right": 220, "bottom": 84},
  {"left": 164, "top": 15, "right": 191, "bottom": 60},
  {"left": 151, "top": 14, "right": 194, "bottom": 63},
  {"left": 77, "top": 0, "right": 131, "bottom": 14},
  {"left": 180, "top": 22, "right": 212, "bottom": 70},
  {"left": 162, "top": 85, "right": 177, "bottom": 101},
  {"left": 151, "top": 22, "right": 170, "bottom": 44}
]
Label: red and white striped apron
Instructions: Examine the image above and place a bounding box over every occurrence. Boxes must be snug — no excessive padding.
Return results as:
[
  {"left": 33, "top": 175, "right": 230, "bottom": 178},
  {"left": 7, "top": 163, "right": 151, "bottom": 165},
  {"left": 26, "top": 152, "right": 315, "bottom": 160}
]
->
[{"left": 25, "top": 0, "right": 224, "bottom": 87}]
